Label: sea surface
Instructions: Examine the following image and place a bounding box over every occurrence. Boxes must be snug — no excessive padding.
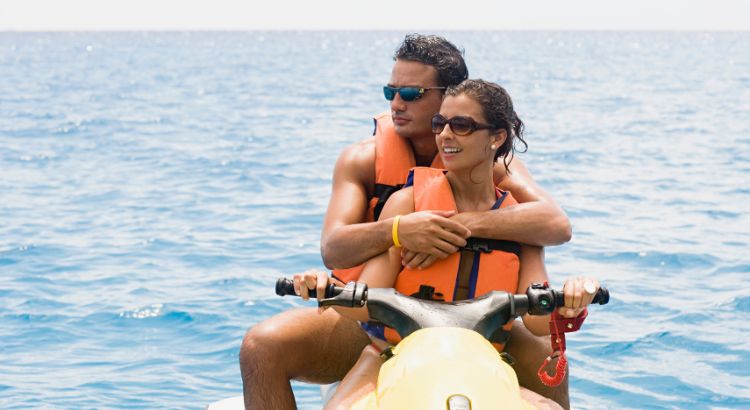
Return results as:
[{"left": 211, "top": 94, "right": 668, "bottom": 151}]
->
[{"left": 1, "top": 31, "right": 748, "bottom": 409}]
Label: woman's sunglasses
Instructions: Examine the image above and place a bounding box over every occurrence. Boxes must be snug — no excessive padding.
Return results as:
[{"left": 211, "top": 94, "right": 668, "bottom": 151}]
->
[
  {"left": 383, "top": 86, "right": 445, "bottom": 102},
  {"left": 431, "top": 114, "right": 496, "bottom": 136}
]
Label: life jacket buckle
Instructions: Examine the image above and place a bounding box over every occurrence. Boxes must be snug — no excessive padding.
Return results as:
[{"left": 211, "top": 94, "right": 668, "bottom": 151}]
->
[
  {"left": 411, "top": 285, "right": 444, "bottom": 301},
  {"left": 380, "top": 346, "right": 395, "bottom": 361},
  {"left": 463, "top": 238, "right": 491, "bottom": 253}
]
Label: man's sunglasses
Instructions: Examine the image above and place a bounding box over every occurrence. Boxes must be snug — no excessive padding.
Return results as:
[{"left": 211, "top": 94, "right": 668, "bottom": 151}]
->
[
  {"left": 383, "top": 86, "right": 446, "bottom": 102},
  {"left": 431, "top": 114, "right": 496, "bottom": 136}
]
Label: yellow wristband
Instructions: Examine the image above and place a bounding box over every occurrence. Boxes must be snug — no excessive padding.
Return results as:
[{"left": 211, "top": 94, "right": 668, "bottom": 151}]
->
[{"left": 392, "top": 215, "right": 402, "bottom": 248}]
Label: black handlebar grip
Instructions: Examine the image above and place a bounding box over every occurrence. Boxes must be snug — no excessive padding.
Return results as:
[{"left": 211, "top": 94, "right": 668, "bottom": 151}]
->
[
  {"left": 275, "top": 278, "right": 297, "bottom": 296},
  {"left": 275, "top": 278, "right": 340, "bottom": 298},
  {"left": 593, "top": 287, "right": 609, "bottom": 305},
  {"left": 553, "top": 286, "right": 610, "bottom": 307}
]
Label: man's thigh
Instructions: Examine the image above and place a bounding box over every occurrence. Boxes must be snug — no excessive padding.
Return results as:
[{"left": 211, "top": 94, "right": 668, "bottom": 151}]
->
[{"left": 248, "top": 307, "right": 371, "bottom": 383}]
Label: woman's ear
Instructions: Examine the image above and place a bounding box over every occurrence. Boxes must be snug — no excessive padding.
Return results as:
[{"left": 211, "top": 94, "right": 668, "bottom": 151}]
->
[{"left": 491, "top": 129, "right": 507, "bottom": 150}]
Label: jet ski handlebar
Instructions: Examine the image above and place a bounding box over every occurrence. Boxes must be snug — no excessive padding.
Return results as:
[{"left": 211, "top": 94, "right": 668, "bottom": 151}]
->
[
  {"left": 275, "top": 278, "right": 367, "bottom": 307},
  {"left": 275, "top": 278, "right": 609, "bottom": 340}
]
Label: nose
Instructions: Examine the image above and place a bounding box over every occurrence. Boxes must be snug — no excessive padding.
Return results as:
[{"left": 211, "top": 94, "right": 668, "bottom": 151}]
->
[
  {"left": 390, "top": 92, "right": 407, "bottom": 112},
  {"left": 435, "top": 126, "right": 453, "bottom": 150},
  {"left": 437, "top": 122, "right": 454, "bottom": 139}
]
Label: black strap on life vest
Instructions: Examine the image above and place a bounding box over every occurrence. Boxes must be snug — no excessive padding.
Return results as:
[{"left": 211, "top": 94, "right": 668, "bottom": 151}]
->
[
  {"left": 373, "top": 183, "right": 403, "bottom": 221},
  {"left": 461, "top": 237, "right": 522, "bottom": 257}
]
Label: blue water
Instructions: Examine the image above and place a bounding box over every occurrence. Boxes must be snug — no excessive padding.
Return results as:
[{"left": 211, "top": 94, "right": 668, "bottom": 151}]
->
[{"left": 1, "top": 31, "right": 748, "bottom": 409}]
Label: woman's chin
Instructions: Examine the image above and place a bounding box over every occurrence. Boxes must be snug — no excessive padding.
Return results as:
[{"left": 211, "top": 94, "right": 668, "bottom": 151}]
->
[{"left": 440, "top": 152, "right": 458, "bottom": 164}]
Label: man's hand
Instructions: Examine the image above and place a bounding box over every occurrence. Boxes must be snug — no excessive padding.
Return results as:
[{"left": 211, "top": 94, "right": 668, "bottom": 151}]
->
[
  {"left": 558, "top": 276, "right": 601, "bottom": 318},
  {"left": 293, "top": 269, "right": 342, "bottom": 301},
  {"left": 397, "top": 210, "right": 470, "bottom": 269}
]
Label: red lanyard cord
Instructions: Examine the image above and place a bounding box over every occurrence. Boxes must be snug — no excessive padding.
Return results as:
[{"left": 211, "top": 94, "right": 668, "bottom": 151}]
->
[{"left": 537, "top": 308, "right": 588, "bottom": 386}]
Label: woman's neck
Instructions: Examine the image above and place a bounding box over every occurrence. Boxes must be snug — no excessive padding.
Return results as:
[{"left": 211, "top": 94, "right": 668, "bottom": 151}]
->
[{"left": 445, "top": 165, "right": 497, "bottom": 213}]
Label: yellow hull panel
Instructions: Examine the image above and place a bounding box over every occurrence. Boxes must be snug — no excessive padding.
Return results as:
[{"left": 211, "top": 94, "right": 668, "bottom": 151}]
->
[{"left": 351, "top": 328, "right": 534, "bottom": 409}]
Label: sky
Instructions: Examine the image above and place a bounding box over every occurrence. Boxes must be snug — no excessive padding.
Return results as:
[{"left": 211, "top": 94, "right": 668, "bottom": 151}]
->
[{"left": 2, "top": 0, "right": 749, "bottom": 31}]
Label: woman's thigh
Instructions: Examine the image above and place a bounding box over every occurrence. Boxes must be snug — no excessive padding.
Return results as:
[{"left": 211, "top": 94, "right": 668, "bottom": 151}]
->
[{"left": 324, "top": 344, "right": 384, "bottom": 410}]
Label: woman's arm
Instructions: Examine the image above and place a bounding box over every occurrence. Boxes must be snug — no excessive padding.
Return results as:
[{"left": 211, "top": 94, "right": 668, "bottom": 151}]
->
[
  {"left": 331, "top": 188, "right": 416, "bottom": 322},
  {"left": 321, "top": 143, "right": 470, "bottom": 269}
]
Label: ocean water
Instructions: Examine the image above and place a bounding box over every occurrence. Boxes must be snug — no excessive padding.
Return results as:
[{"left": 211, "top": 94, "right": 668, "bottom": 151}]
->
[{"left": 1, "top": 31, "right": 748, "bottom": 409}]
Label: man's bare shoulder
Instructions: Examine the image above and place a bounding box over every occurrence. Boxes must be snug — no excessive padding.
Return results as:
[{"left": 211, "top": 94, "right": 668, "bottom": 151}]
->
[
  {"left": 334, "top": 138, "right": 376, "bottom": 187},
  {"left": 339, "top": 138, "right": 375, "bottom": 161},
  {"left": 493, "top": 156, "right": 530, "bottom": 189}
]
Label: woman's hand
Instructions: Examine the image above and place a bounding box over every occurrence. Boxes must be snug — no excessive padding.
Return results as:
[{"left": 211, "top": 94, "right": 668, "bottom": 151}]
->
[
  {"left": 558, "top": 276, "right": 600, "bottom": 318},
  {"left": 292, "top": 269, "right": 332, "bottom": 301}
]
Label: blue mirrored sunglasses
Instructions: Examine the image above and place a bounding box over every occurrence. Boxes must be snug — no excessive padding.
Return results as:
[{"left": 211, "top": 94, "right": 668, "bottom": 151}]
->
[{"left": 383, "top": 86, "right": 446, "bottom": 102}]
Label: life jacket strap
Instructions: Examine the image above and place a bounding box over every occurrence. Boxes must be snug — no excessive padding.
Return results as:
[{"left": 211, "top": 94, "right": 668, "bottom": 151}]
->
[{"left": 461, "top": 237, "right": 521, "bottom": 256}]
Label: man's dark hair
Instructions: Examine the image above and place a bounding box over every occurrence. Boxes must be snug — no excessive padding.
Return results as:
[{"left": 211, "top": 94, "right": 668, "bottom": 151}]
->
[{"left": 394, "top": 34, "right": 468, "bottom": 87}]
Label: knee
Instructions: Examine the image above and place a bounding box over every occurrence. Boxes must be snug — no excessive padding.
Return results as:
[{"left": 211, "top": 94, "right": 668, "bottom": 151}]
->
[
  {"left": 240, "top": 321, "right": 285, "bottom": 372},
  {"left": 360, "top": 345, "right": 382, "bottom": 361},
  {"left": 520, "top": 388, "right": 564, "bottom": 410},
  {"left": 351, "top": 344, "right": 385, "bottom": 371},
  {"left": 532, "top": 396, "right": 564, "bottom": 410}
]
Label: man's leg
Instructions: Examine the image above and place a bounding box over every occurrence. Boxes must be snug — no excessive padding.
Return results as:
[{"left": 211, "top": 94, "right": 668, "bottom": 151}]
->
[
  {"left": 505, "top": 322, "right": 570, "bottom": 409},
  {"left": 239, "top": 307, "right": 370, "bottom": 410}
]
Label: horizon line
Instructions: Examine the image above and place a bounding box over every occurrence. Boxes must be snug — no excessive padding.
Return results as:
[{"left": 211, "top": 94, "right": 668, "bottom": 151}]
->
[{"left": 2, "top": 28, "right": 749, "bottom": 33}]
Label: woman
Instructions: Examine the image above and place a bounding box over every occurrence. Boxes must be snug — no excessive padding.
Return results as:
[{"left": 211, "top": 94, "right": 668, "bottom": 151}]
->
[{"left": 295, "top": 79, "right": 599, "bottom": 409}]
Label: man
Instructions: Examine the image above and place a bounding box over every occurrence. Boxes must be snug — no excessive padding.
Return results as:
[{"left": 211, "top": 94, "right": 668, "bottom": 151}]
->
[{"left": 240, "top": 34, "right": 572, "bottom": 409}]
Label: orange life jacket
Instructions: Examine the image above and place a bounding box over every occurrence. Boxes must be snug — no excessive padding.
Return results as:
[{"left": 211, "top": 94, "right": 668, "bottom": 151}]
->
[
  {"left": 332, "top": 113, "right": 444, "bottom": 283},
  {"left": 383, "top": 167, "right": 521, "bottom": 349}
]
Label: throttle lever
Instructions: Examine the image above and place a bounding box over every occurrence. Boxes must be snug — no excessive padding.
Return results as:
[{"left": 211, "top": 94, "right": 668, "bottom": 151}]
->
[{"left": 318, "top": 282, "right": 368, "bottom": 308}]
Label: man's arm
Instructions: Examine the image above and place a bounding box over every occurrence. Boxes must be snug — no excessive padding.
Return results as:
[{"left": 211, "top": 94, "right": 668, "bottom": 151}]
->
[
  {"left": 452, "top": 157, "right": 572, "bottom": 246},
  {"left": 320, "top": 142, "right": 392, "bottom": 270},
  {"left": 515, "top": 245, "right": 552, "bottom": 336},
  {"left": 320, "top": 142, "right": 470, "bottom": 270},
  {"left": 331, "top": 189, "right": 416, "bottom": 321}
]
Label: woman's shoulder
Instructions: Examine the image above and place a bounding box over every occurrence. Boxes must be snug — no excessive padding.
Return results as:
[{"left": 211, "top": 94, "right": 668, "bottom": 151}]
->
[
  {"left": 390, "top": 186, "right": 415, "bottom": 205},
  {"left": 380, "top": 186, "right": 416, "bottom": 218},
  {"left": 497, "top": 188, "right": 519, "bottom": 207}
]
